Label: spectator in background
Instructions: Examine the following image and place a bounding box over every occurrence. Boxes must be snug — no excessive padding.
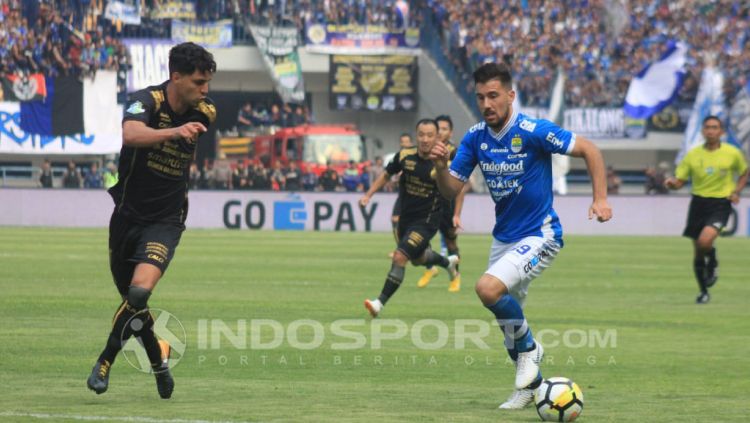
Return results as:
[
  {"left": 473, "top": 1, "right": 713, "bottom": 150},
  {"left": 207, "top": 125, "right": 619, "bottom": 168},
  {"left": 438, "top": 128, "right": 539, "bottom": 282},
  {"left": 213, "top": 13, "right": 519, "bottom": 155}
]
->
[
  {"left": 342, "top": 160, "right": 360, "bottom": 192},
  {"left": 232, "top": 160, "right": 248, "bottom": 189},
  {"left": 282, "top": 103, "right": 294, "bottom": 127},
  {"left": 360, "top": 162, "right": 371, "bottom": 192},
  {"left": 103, "top": 162, "right": 118, "bottom": 189},
  {"left": 62, "top": 160, "right": 81, "bottom": 188},
  {"left": 200, "top": 160, "right": 215, "bottom": 189},
  {"left": 83, "top": 162, "right": 103, "bottom": 188},
  {"left": 301, "top": 163, "right": 318, "bottom": 191},
  {"left": 369, "top": 156, "right": 385, "bottom": 190},
  {"left": 189, "top": 163, "right": 201, "bottom": 190},
  {"left": 250, "top": 162, "right": 271, "bottom": 190},
  {"left": 291, "top": 105, "right": 307, "bottom": 126},
  {"left": 606, "top": 165, "right": 622, "bottom": 195},
  {"left": 39, "top": 159, "right": 53, "bottom": 188},
  {"left": 237, "top": 102, "right": 258, "bottom": 133},
  {"left": 270, "top": 161, "right": 286, "bottom": 190},
  {"left": 285, "top": 161, "right": 301, "bottom": 191},
  {"left": 645, "top": 161, "right": 670, "bottom": 195},
  {"left": 269, "top": 104, "right": 284, "bottom": 126},
  {"left": 319, "top": 162, "right": 340, "bottom": 192},
  {"left": 213, "top": 159, "right": 232, "bottom": 190}
]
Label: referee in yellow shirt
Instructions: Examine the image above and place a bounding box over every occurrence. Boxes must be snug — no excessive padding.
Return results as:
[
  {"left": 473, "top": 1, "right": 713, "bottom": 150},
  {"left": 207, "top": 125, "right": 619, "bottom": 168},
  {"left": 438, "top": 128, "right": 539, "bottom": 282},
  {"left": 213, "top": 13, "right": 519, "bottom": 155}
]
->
[{"left": 665, "top": 116, "right": 749, "bottom": 304}]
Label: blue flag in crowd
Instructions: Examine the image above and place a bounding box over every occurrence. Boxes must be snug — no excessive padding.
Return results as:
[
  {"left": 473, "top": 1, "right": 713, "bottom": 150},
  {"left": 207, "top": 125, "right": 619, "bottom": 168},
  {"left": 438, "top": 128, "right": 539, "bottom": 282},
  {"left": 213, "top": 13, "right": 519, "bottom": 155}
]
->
[
  {"left": 623, "top": 42, "right": 686, "bottom": 119},
  {"left": 728, "top": 82, "right": 750, "bottom": 154},
  {"left": 676, "top": 66, "right": 737, "bottom": 163}
]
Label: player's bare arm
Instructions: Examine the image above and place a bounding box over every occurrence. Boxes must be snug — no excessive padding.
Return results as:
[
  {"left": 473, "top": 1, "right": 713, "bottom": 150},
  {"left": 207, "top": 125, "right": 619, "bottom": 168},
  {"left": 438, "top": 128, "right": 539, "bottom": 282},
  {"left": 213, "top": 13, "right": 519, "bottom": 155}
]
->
[
  {"left": 730, "top": 169, "right": 748, "bottom": 204},
  {"left": 123, "top": 120, "right": 207, "bottom": 147},
  {"left": 360, "top": 172, "right": 391, "bottom": 207},
  {"left": 429, "top": 142, "right": 464, "bottom": 199},
  {"left": 664, "top": 176, "right": 686, "bottom": 190},
  {"left": 452, "top": 182, "right": 471, "bottom": 229},
  {"left": 570, "top": 136, "right": 612, "bottom": 222}
]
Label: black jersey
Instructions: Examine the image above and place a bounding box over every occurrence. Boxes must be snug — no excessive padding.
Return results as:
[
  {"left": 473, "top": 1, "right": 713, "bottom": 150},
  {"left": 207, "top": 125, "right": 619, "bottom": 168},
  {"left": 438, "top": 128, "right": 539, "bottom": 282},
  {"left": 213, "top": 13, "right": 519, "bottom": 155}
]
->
[
  {"left": 109, "top": 81, "right": 216, "bottom": 224},
  {"left": 385, "top": 147, "right": 446, "bottom": 225}
]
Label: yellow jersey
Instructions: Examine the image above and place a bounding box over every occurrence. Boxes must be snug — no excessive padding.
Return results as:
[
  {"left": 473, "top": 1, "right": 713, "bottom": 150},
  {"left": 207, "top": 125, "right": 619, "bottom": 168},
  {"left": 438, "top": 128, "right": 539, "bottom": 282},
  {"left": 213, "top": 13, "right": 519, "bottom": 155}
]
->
[{"left": 675, "top": 143, "right": 748, "bottom": 198}]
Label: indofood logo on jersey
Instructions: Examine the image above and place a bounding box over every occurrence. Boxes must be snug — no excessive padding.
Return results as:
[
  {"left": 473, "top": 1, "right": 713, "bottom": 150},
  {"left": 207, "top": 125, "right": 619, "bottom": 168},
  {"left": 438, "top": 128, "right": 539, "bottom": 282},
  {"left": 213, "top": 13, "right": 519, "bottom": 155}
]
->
[
  {"left": 480, "top": 161, "right": 524, "bottom": 174},
  {"left": 510, "top": 135, "right": 523, "bottom": 153}
]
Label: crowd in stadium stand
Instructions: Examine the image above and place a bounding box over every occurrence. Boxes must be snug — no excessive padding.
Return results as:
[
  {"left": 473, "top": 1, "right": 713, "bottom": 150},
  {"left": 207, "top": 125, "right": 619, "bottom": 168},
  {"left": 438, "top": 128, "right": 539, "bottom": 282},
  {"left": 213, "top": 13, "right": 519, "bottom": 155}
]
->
[{"left": 428, "top": 0, "right": 750, "bottom": 107}]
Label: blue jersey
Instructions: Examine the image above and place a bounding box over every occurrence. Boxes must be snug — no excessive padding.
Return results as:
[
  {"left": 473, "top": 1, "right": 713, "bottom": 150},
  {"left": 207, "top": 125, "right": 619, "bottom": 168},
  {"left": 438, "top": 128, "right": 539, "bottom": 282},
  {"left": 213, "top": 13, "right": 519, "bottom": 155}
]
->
[{"left": 449, "top": 111, "right": 576, "bottom": 245}]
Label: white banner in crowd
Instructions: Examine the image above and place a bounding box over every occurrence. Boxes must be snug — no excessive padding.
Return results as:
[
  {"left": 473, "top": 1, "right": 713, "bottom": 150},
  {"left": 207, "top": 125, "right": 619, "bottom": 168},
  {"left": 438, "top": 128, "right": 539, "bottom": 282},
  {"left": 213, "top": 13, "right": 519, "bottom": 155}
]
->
[
  {"left": 123, "top": 39, "right": 175, "bottom": 93},
  {"left": 83, "top": 71, "right": 123, "bottom": 140},
  {"left": 0, "top": 102, "right": 122, "bottom": 154},
  {"left": 1, "top": 189, "right": 748, "bottom": 237}
]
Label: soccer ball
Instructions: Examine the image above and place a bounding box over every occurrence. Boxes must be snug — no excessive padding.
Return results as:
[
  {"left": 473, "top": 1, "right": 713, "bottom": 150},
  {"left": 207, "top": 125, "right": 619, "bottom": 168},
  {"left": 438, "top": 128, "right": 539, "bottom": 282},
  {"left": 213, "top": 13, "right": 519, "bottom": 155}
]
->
[{"left": 534, "top": 377, "right": 584, "bottom": 422}]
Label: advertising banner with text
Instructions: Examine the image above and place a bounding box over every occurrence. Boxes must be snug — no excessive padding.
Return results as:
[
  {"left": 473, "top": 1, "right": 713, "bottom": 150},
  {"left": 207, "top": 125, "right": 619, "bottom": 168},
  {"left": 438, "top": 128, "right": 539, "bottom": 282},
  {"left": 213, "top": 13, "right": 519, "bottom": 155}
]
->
[{"left": 2, "top": 190, "right": 748, "bottom": 237}]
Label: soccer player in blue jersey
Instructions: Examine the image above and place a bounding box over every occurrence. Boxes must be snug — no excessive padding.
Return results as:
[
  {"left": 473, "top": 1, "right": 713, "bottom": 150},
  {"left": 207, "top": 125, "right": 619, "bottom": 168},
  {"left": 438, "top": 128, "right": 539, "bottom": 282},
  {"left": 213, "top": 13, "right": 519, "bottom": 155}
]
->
[{"left": 430, "top": 63, "right": 613, "bottom": 409}]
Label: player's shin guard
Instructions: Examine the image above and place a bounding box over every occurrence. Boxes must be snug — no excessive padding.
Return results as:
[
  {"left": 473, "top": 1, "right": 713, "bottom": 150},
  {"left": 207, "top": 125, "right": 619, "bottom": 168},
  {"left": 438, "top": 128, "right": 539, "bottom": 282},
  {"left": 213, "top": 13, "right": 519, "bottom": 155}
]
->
[
  {"left": 377, "top": 264, "right": 405, "bottom": 305},
  {"left": 423, "top": 249, "right": 450, "bottom": 268},
  {"left": 487, "top": 295, "right": 536, "bottom": 353},
  {"left": 693, "top": 257, "right": 708, "bottom": 294}
]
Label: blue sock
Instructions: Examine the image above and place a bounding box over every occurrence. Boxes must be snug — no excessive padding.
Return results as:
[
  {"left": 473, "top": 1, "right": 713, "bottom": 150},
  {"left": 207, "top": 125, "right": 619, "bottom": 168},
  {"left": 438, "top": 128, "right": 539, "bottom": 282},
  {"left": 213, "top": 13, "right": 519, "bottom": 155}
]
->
[{"left": 487, "top": 296, "right": 536, "bottom": 353}]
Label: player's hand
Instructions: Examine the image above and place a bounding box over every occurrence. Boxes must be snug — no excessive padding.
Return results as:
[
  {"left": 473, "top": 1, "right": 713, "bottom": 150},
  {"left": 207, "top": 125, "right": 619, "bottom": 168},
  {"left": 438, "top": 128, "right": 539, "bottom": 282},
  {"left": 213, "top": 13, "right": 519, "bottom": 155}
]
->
[
  {"left": 359, "top": 195, "right": 371, "bottom": 207},
  {"left": 452, "top": 215, "right": 463, "bottom": 231},
  {"left": 428, "top": 142, "right": 450, "bottom": 170},
  {"left": 728, "top": 192, "right": 740, "bottom": 204},
  {"left": 664, "top": 177, "right": 679, "bottom": 190},
  {"left": 175, "top": 122, "right": 207, "bottom": 142},
  {"left": 588, "top": 199, "right": 612, "bottom": 222}
]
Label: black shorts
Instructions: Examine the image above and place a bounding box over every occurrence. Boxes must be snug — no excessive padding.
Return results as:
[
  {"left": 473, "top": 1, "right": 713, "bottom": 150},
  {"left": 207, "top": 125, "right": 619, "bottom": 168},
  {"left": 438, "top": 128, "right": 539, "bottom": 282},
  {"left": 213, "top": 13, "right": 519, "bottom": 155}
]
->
[
  {"left": 439, "top": 201, "right": 458, "bottom": 240},
  {"left": 392, "top": 194, "right": 402, "bottom": 218},
  {"left": 109, "top": 211, "right": 184, "bottom": 296},
  {"left": 682, "top": 195, "right": 732, "bottom": 240},
  {"left": 396, "top": 218, "right": 438, "bottom": 260}
]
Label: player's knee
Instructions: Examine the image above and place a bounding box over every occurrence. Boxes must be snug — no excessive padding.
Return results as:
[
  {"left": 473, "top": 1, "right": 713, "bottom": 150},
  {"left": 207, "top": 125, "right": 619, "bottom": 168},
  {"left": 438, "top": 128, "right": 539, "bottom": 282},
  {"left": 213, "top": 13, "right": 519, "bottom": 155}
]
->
[
  {"left": 475, "top": 276, "right": 506, "bottom": 305},
  {"left": 127, "top": 285, "right": 152, "bottom": 310},
  {"left": 392, "top": 250, "right": 409, "bottom": 266},
  {"left": 696, "top": 237, "right": 714, "bottom": 252}
]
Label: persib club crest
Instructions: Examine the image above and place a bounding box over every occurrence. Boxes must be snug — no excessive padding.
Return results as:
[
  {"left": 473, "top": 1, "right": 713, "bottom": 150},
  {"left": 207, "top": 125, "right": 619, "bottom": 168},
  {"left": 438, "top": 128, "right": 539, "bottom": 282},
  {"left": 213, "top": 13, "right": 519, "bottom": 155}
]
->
[{"left": 511, "top": 135, "right": 523, "bottom": 153}]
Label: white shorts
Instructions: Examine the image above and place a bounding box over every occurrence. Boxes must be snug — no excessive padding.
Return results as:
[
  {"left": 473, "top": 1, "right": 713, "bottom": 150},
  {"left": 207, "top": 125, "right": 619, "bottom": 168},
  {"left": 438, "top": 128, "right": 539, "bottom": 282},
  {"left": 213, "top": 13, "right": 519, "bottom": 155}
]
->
[{"left": 485, "top": 235, "right": 561, "bottom": 307}]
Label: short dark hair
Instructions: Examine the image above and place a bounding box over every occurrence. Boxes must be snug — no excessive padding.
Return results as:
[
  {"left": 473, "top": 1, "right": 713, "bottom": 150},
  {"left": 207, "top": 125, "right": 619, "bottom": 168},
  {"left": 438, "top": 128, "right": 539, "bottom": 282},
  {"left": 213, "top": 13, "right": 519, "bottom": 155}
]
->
[
  {"left": 473, "top": 62, "right": 513, "bottom": 87},
  {"left": 435, "top": 115, "right": 453, "bottom": 130},
  {"left": 416, "top": 118, "right": 438, "bottom": 131},
  {"left": 400, "top": 132, "right": 412, "bottom": 139},
  {"left": 702, "top": 115, "right": 722, "bottom": 128},
  {"left": 169, "top": 42, "right": 217, "bottom": 76}
]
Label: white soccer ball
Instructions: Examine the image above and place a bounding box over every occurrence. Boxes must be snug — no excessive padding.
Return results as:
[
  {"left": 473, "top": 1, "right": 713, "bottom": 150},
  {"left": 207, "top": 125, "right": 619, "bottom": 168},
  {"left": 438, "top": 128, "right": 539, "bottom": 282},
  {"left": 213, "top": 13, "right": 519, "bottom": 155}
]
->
[{"left": 534, "top": 377, "right": 584, "bottom": 422}]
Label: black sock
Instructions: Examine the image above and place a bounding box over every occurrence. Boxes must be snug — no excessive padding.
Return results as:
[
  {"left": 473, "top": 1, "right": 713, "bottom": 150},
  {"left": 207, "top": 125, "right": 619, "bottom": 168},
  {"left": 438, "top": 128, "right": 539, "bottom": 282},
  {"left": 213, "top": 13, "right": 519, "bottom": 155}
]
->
[
  {"left": 706, "top": 247, "right": 717, "bottom": 269},
  {"left": 448, "top": 248, "right": 460, "bottom": 272},
  {"left": 423, "top": 249, "right": 450, "bottom": 268},
  {"left": 98, "top": 301, "right": 137, "bottom": 365},
  {"left": 378, "top": 264, "right": 405, "bottom": 305},
  {"left": 693, "top": 257, "right": 708, "bottom": 294},
  {"left": 137, "top": 312, "right": 165, "bottom": 369}
]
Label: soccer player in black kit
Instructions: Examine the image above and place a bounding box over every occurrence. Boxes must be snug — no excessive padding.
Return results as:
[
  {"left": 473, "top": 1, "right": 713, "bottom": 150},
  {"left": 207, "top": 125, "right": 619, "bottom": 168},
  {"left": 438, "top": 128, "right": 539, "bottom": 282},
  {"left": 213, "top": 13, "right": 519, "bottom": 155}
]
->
[
  {"left": 87, "top": 42, "right": 216, "bottom": 398},
  {"left": 360, "top": 119, "right": 459, "bottom": 317}
]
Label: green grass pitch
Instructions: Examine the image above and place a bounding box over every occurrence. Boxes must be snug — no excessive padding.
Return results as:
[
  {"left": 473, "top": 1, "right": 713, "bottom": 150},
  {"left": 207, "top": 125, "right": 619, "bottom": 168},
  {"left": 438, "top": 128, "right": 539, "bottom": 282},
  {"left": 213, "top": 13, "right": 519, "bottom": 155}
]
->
[{"left": 0, "top": 228, "right": 748, "bottom": 422}]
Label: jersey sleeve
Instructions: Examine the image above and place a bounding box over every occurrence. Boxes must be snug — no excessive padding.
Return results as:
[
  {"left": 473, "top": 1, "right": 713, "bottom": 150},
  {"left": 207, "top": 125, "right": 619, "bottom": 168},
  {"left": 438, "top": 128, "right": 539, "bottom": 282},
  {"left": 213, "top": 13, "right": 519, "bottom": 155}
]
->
[
  {"left": 674, "top": 151, "right": 692, "bottom": 181},
  {"left": 733, "top": 147, "right": 748, "bottom": 175},
  {"left": 385, "top": 151, "right": 403, "bottom": 176},
  {"left": 122, "top": 90, "right": 155, "bottom": 125},
  {"left": 195, "top": 97, "right": 217, "bottom": 128},
  {"left": 531, "top": 118, "right": 576, "bottom": 155},
  {"left": 448, "top": 132, "right": 477, "bottom": 182}
]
